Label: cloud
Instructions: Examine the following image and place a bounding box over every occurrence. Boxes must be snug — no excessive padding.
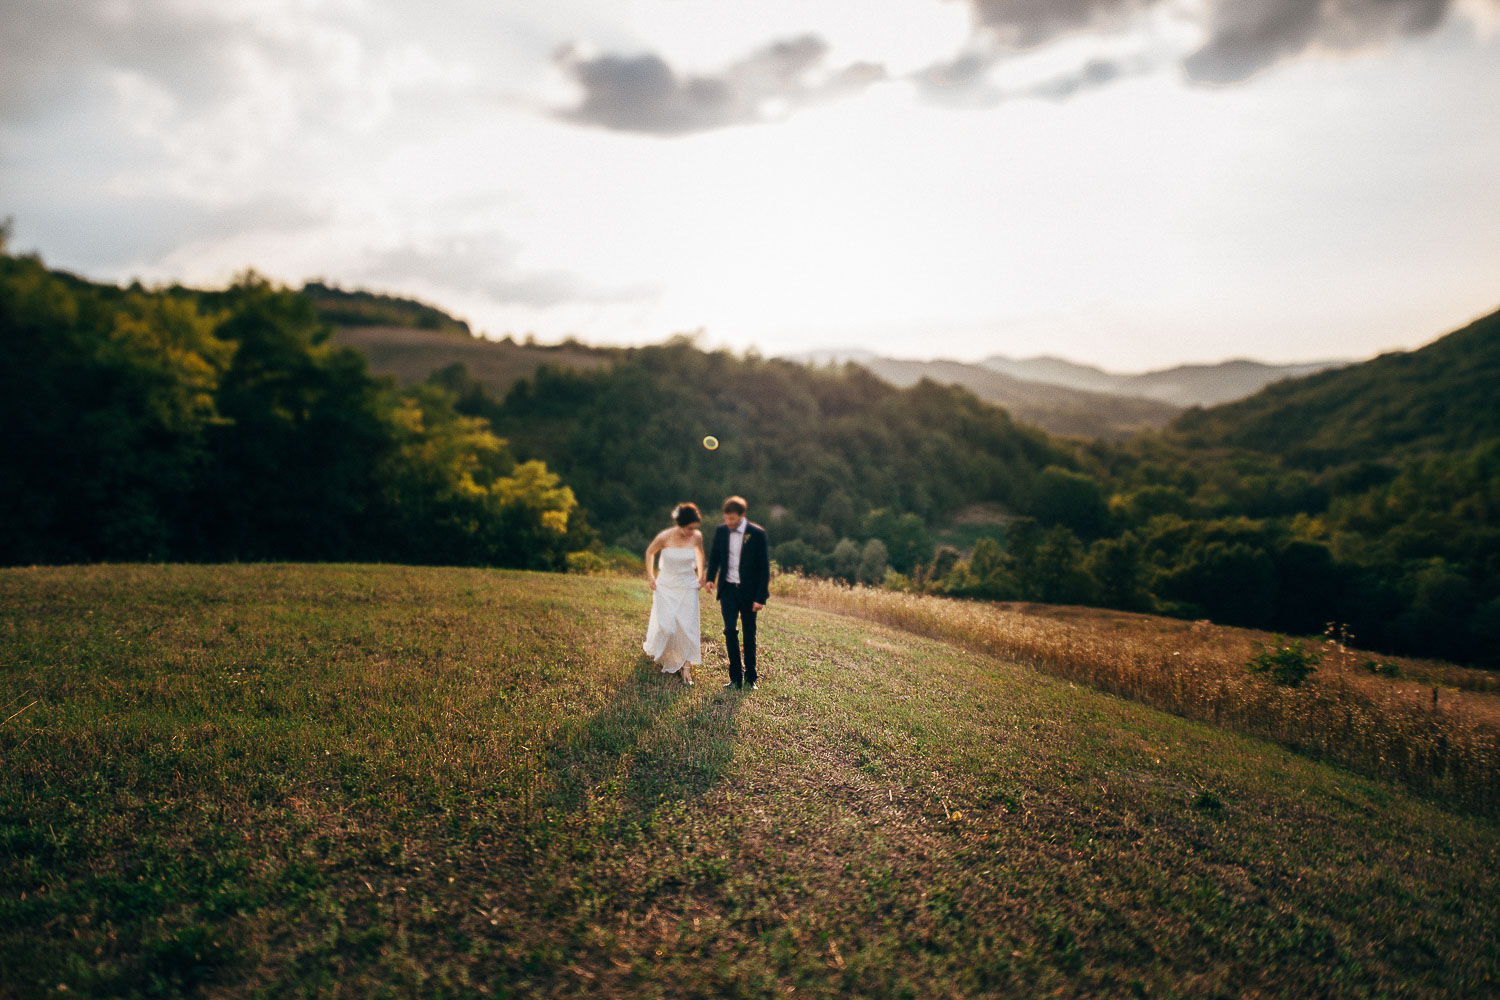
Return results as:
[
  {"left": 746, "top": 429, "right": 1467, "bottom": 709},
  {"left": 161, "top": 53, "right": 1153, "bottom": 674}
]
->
[
  {"left": 359, "top": 236, "right": 656, "bottom": 309},
  {"left": 553, "top": 34, "right": 886, "bottom": 135},
  {"left": 967, "top": 0, "right": 1153, "bottom": 49},
  {"left": 1023, "top": 56, "right": 1136, "bottom": 99},
  {"left": 1183, "top": 0, "right": 1468, "bottom": 84},
  {"left": 915, "top": 49, "right": 1149, "bottom": 106},
  {"left": 915, "top": 0, "right": 1492, "bottom": 105}
]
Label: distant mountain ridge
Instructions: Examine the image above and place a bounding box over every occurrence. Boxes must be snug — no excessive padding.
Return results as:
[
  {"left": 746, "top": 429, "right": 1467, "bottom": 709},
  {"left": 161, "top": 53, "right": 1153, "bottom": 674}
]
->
[
  {"left": 785, "top": 348, "right": 1348, "bottom": 411},
  {"left": 1168, "top": 305, "right": 1500, "bottom": 464},
  {"left": 981, "top": 355, "right": 1350, "bottom": 408}
]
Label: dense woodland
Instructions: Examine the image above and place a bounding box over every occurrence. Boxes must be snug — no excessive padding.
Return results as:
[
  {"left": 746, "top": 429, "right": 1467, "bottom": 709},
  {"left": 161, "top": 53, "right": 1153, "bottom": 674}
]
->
[
  {"left": 3, "top": 241, "right": 1497, "bottom": 665},
  {"left": 0, "top": 246, "right": 583, "bottom": 570}
]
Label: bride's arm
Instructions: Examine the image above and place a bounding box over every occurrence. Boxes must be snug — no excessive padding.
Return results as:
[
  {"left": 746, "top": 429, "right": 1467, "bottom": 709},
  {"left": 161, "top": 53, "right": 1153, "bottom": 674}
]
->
[
  {"left": 644, "top": 533, "right": 664, "bottom": 590},
  {"left": 695, "top": 531, "right": 707, "bottom": 587}
]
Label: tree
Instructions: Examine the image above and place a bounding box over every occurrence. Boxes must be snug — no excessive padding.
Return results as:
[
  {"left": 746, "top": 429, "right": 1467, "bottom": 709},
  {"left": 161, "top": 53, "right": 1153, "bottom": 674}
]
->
[
  {"left": 0, "top": 251, "right": 585, "bottom": 570},
  {"left": 1005, "top": 517, "right": 1044, "bottom": 598},
  {"left": 928, "top": 545, "right": 961, "bottom": 582},
  {"left": 1033, "top": 466, "right": 1109, "bottom": 538},
  {"left": 857, "top": 538, "right": 889, "bottom": 586},
  {"left": 862, "top": 508, "right": 933, "bottom": 574},
  {"left": 1153, "top": 540, "right": 1277, "bottom": 628},
  {"left": 1085, "top": 532, "right": 1149, "bottom": 611},
  {"left": 1033, "top": 526, "right": 1094, "bottom": 604},
  {"left": 831, "top": 538, "right": 860, "bottom": 583},
  {"left": 942, "top": 536, "right": 1018, "bottom": 600}
]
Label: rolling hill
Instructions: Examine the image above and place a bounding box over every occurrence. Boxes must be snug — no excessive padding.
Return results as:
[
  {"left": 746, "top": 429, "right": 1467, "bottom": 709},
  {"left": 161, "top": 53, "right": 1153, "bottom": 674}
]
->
[
  {"left": 801, "top": 355, "right": 1182, "bottom": 440},
  {"left": 1168, "top": 305, "right": 1500, "bottom": 464},
  {"left": 3, "top": 563, "right": 1497, "bottom": 997},
  {"left": 342, "top": 330, "right": 1178, "bottom": 441},
  {"left": 329, "top": 324, "right": 612, "bottom": 392},
  {"left": 981, "top": 354, "right": 1349, "bottom": 407}
]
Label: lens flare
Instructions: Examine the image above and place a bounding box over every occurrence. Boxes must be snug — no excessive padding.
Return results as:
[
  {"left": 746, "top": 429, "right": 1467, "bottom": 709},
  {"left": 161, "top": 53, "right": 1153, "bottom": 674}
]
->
[{"left": 702, "top": 435, "right": 719, "bottom": 450}]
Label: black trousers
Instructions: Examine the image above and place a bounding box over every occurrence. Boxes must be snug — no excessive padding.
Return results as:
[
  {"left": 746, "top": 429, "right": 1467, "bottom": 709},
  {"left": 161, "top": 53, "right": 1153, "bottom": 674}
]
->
[{"left": 718, "top": 582, "right": 758, "bottom": 684}]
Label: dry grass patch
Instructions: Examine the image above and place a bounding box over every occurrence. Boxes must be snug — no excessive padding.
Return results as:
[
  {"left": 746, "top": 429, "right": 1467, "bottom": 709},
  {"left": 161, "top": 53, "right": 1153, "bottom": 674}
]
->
[{"left": 774, "top": 575, "right": 1500, "bottom": 818}]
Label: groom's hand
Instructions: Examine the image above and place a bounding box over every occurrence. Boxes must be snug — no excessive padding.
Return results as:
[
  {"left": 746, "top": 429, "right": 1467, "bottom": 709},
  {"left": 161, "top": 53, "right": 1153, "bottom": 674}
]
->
[
  {"left": 752, "top": 601, "right": 765, "bottom": 612},
  {"left": 705, "top": 581, "right": 716, "bottom": 594}
]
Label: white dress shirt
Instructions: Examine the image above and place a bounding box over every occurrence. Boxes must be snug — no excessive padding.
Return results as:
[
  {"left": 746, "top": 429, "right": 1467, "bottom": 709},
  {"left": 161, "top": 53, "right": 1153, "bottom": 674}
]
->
[{"left": 726, "top": 519, "right": 747, "bottom": 584}]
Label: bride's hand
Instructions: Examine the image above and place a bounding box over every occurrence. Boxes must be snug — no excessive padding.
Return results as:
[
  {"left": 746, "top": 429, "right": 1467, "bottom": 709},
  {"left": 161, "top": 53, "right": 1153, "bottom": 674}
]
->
[{"left": 647, "top": 577, "right": 657, "bottom": 591}]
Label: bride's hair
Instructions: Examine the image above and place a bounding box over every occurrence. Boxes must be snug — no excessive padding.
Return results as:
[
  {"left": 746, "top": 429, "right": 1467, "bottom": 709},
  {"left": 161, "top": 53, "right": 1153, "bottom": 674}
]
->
[{"left": 673, "top": 502, "right": 701, "bottom": 527}]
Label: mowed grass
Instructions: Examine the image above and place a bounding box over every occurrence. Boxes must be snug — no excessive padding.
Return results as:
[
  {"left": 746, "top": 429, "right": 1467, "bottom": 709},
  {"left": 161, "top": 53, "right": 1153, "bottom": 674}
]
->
[{"left": 2, "top": 566, "right": 1498, "bottom": 999}]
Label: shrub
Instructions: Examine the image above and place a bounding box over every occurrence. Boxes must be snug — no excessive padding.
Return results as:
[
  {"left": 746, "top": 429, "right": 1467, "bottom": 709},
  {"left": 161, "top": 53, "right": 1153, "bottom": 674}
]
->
[
  {"left": 1364, "top": 659, "right": 1401, "bottom": 678},
  {"left": 1246, "top": 637, "right": 1321, "bottom": 687},
  {"left": 566, "top": 550, "right": 609, "bottom": 575},
  {"left": 566, "top": 546, "right": 638, "bottom": 575}
]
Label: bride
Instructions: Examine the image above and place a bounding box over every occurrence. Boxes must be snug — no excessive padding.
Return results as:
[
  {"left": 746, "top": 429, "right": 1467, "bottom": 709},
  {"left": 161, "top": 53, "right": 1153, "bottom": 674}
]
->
[{"left": 642, "top": 502, "right": 706, "bottom": 685}]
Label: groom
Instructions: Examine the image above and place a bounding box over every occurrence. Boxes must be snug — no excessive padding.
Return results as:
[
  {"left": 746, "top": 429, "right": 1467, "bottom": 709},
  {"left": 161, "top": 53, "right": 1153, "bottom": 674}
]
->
[{"left": 705, "top": 495, "right": 770, "bottom": 690}]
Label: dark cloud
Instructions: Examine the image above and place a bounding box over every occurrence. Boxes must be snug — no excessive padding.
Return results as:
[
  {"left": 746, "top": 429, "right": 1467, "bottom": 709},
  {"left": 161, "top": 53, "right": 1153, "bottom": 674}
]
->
[
  {"left": 1184, "top": 0, "right": 1466, "bottom": 84},
  {"left": 968, "top": 0, "right": 1150, "bottom": 49},
  {"left": 554, "top": 34, "right": 886, "bottom": 135},
  {"left": 922, "top": 0, "right": 1489, "bottom": 104}
]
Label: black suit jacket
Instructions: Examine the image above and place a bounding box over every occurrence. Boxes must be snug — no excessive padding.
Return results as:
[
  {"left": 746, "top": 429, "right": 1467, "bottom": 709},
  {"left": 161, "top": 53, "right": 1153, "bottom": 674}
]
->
[{"left": 706, "top": 521, "right": 770, "bottom": 606}]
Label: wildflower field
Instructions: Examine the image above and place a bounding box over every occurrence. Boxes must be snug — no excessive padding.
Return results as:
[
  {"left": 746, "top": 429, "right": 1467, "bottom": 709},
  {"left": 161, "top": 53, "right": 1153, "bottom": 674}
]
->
[{"left": 2, "top": 564, "right": 1498, "bottom": 998}]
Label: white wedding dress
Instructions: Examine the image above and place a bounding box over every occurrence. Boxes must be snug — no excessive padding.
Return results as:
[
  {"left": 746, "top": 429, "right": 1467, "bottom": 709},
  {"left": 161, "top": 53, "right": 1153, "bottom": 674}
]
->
[{"left": 643, "top": 547, "right": 701, "bottom": 674}]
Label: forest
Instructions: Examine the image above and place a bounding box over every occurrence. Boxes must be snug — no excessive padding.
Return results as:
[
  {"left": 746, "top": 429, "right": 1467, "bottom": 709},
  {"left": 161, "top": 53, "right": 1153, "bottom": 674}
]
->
[
  {"left": 3, "top": 239, "right": 1496, "bottom": 665},
  {"left": 0, "top": 245, "right": 583, "bottom": 570}
]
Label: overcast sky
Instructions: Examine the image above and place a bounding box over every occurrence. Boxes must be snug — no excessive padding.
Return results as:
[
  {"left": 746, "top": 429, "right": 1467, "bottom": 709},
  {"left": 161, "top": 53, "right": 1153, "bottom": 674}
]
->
[{"left": 4, "top": 0, "right": 1499, "bottom": 371}]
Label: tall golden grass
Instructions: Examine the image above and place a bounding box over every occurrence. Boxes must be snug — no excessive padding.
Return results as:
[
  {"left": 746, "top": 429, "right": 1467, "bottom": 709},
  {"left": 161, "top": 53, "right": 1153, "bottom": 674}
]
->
[{"left": 773, "top": 575, "right": 1500, "bottom": 818}]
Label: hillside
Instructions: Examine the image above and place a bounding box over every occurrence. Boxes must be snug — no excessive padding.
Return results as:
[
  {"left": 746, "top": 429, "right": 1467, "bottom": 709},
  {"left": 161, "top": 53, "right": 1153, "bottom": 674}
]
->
[
  {"left": 350, "top": 334, "right": 1175, "bottom": 441},
  {"left": 472, "top": 339, "right": 1076, "bottom": 548},
  {"left": 330, "top": 324, "right": 613, "bottom": 391},
  {"left": 982, "top": 354, "right": 1347, "bottom": 407},
  {"left": 3, "top": 564, "right": 1497, "bottom": 998},
  {"left": 1169, "top": 306, "right": 1500, "bottom": 464},
  {"left": 302, "top": 281, "right": 475, "bottom": 336},
  {"left": 824, "top": 356, "right": 1181, "bottom": 440}
]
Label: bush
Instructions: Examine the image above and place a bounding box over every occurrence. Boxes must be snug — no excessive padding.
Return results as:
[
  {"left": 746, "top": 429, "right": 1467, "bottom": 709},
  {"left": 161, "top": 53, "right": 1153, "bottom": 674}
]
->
[
  {"left": 1363, "top": 659, "right": 1401, "bottom": 678},
  {"left": 1246, "top": 637, "right": 1321, "bottom": 687},
  {"left": 566, "top": 550, "right": 609, "bottom": 575}
]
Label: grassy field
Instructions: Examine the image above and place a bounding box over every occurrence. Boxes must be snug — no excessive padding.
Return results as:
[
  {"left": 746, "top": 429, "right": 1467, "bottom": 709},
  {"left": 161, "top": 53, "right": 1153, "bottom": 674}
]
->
[
  {"left": 773, "top": 577, "right": 1500, "bottom": 818},
  {"left": 2, "top": 565, "right": 1498, "bottom": 999}
]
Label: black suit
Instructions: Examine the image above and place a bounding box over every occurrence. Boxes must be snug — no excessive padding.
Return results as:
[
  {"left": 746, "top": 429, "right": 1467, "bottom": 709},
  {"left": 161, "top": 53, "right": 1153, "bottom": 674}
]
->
[{"left": 706, "top": 521, "right": 770, "bottom": 685}]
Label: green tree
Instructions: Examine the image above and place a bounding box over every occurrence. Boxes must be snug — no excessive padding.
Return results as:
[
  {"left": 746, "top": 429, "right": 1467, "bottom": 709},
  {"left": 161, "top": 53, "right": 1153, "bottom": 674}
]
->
[
  {"left": 831, "top": 538, "right": 860, "bottom": 583},
  {"left": 928, "top": 545, "right": 961, "bottom": 582},
  {"left": 1085, "top": 531, "right": 1149, "bottom": 611},
  {"left": 857, "top": 538, "right": 889, "bottom": 585},
  {"left": 1033, "top": 466, "right": 1109, "bottom": 538},
  {"left": 862, "top": 508, "right": 933, "bottom": 575},
  {"left": 1033, "top": 526, "right": 1094, "bottom": 604}
]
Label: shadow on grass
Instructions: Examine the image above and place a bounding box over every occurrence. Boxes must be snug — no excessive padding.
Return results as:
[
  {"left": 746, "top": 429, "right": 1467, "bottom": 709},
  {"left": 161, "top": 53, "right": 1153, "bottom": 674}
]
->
[{"left": 541, "top": 655, "right": 743, "bottom": 824}]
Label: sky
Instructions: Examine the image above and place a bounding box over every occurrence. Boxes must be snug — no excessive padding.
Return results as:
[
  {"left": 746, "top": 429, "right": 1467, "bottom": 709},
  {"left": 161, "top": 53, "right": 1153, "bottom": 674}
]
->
[{"left": 3, "top": 0, "right": 1499, "bottom": 372}]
